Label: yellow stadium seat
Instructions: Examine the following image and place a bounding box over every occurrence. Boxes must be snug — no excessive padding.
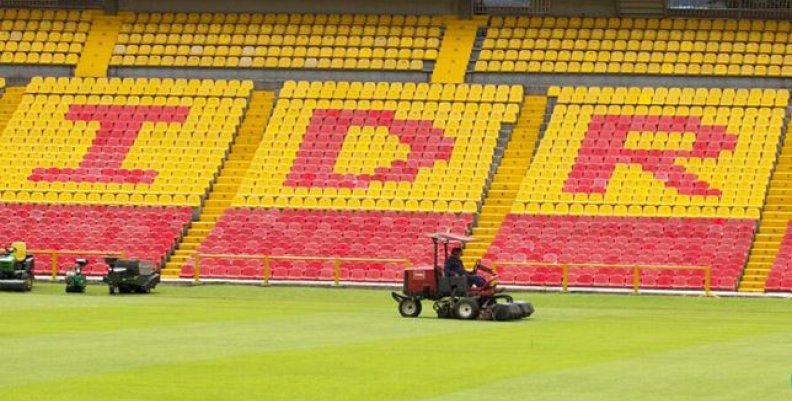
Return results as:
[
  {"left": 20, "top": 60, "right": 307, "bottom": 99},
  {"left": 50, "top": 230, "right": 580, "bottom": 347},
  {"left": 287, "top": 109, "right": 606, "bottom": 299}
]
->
[{"left": 110, "top": 12, "right": 443, "bottom": 71}]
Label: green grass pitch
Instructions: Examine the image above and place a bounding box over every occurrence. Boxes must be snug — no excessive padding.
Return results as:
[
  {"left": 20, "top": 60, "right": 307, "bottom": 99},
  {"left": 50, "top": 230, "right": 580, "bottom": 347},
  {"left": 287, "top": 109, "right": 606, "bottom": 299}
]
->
[{"left": 1, "top": 283, "right": 791, "bottom": 401}]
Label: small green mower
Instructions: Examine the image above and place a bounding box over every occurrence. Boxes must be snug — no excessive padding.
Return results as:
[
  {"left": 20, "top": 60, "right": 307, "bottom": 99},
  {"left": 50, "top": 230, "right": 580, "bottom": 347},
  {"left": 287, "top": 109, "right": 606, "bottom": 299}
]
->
[{"left": 65, "top": 258, "right": 88, "bottom": 293}]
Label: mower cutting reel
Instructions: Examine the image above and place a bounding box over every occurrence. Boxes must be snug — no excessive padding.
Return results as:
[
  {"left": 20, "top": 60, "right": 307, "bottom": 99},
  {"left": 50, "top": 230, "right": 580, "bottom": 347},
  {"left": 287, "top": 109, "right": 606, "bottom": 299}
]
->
[
  {"left": 0, "top": 242, "right": 35, "bottom": 292},
  {"left": 391, "top": 233, "right": 533, "bottom": 321}
]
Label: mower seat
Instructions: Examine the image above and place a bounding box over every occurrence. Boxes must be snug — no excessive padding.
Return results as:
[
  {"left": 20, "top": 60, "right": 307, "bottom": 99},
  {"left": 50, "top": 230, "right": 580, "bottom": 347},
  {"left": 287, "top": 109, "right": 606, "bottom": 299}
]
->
[
  {"left": 138, "top": 262, "right": 153, "bottom": 276},
  {"left": 11, "top": 241, "right": 26, "bottom": 262},
  {"left": 438, "top": 275, "right": 468, "bottom": 297}
]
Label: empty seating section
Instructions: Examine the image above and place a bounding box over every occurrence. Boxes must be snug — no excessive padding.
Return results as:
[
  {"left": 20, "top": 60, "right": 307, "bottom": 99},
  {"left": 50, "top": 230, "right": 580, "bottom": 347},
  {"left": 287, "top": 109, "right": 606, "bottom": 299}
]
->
[
  {"left": 235, "top": 81, "right": 522, "bottom": 213},
  {"left": 482, "top": 85, "right": 790, "bottom": 291},
  {"left": 0, "top": 76, "right": 251, "bottom": 206},
  {"left": 111, "top": 13, "right": 442, "bottom": 70},
  {"left": 765, "top": 222, "right": 792, "bottom": 292},
  {"left": 478, "top": 16, "right": 792, "bottom": 76},
  {"left": 1, "top": 7, "right": 791, "bottom": 294},
  {"left": 184, "top": 209, "right": 472, "bottom": 281},
  {"left": 0, "top": 204, "right": 191, "bottom": 274},
  {"left": 0, "top": 8, "right": 91, "bottom": 65},
  {"left": 188, "top": 81, "right": 523, "bottom": 280},
  {"left": 490, "top": 216, "right": 753, "bottom": 290},
  {"left": 515, "top": 87, "right": 788, "bottom": 217}
]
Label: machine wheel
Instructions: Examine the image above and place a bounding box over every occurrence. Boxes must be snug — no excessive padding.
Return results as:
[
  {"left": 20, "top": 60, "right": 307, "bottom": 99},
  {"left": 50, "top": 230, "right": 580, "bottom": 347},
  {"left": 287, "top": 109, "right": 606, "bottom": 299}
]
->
[
  {"left": 23, "top": 275, "right": 33, "bottom": 292},
  {"left": 109, "top": 285, "right": 116, "bottom": 295},
  {"left": 454, "top": 299, "right": 480, "bottom": 320},
  {"left": 398, "top": 298, "right": 422, "bottom": 318}
]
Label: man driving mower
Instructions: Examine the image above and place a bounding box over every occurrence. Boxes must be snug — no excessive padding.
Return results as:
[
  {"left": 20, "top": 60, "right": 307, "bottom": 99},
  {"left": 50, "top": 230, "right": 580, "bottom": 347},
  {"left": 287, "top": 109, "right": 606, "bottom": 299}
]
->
[{"left": 443, "top": 247, "right": 500, "bottom": 292}]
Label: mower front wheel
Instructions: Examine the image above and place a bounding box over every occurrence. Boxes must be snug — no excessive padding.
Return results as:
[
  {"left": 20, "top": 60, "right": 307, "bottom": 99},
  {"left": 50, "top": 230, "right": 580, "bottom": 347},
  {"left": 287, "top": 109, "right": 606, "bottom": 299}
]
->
[
  {"left": 454, "top": 299, "right": 480, "bottom": 320},
  {"left": 398, "top": 298, "right": 422, "bottom": 318}
]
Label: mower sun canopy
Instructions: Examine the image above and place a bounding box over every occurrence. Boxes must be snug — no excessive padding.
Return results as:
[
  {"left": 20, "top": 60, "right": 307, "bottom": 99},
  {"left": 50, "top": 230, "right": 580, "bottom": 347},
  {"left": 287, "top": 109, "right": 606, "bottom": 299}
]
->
[{"left": 425, "top": 232, "right": 475, "bottom": 244}]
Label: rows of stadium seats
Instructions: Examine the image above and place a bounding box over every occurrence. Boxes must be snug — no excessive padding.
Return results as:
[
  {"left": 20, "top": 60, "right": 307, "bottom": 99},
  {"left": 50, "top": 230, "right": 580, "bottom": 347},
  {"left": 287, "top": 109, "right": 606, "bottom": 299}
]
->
[
  {"left": 0, "top": 8, "right": 92, "bottom": 65},
  {"left": 765, "top": 222, "right": 792, "bottom": 291},
  {"left": 0, "top": 203, "right": 191, "bottom": 275},
  {"left": 1, "top": 7, "right": 790, "bottom": 294},
  {"left": 482, "top": 85, "right": 789, "bottom": 291},
  {"left": 489, "top": 215, "right": 753, "bottom": 290},
  {"left": 478, "top": 16, "right": 792, "bottom": 76},
  {"left": 515, "top": 86, "right": 788, "bottom": 216},
  {"left": 233, "top": 81, "right": 522, "bottom": 214},
  {"left": 0, "top": 77, "right": 251, "bottom": 206},
  {"left": 111, "top": 13, "right": 443, "bottom": 70},
  {"left": 182, "top": 209, "right": 472, "bottom": 280},
  {"left": 182, "top": 80, "right": 524, "bottom": 279}
]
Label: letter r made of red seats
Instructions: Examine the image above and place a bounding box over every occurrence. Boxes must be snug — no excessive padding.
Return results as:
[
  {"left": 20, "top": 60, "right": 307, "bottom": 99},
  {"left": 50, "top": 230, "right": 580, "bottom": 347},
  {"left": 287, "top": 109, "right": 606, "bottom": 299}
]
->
[
  {"left": 29, "top": 105, "right": 190, "bottom": 185},
  {"left": 564, "top": 115, "right": 737, "bottom": 197}
]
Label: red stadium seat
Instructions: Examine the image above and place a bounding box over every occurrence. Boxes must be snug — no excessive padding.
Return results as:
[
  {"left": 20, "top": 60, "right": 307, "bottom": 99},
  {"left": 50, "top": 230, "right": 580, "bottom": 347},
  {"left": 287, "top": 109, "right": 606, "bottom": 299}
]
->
[
  {"left": 186, "top": 209, "right": 472, "bottom": 281},
  {"left": 0, "top": 204, "right": 190, "bottom": 275},
  {"left": 485, "top": 215, "right": 755, "bottom": 291}
]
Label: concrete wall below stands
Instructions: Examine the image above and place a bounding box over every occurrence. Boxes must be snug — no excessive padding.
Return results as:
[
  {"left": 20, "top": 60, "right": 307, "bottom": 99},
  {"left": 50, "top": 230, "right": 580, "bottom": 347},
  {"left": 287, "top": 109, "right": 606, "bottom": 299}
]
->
[
  {"left": 118, "top": 0, "right": 463, "bottom": 15},
  {"left": 550, "top": 0, "right": 617, "bottom": 16},
  {"left": 0, "top": 66, "right": 72, "bottom": 82}
]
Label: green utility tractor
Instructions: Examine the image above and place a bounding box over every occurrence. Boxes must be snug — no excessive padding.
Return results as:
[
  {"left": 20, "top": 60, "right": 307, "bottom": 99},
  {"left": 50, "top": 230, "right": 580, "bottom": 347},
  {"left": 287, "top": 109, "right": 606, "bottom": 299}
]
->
[
  {"left": 102, "top": 257, "right": 160, "bottom": 295},
  {"left": 0, "top": 241, "right": 35, "bottom": 292},
  {"left": 65, "top": 258, "right": 88, "bottom": 293}
]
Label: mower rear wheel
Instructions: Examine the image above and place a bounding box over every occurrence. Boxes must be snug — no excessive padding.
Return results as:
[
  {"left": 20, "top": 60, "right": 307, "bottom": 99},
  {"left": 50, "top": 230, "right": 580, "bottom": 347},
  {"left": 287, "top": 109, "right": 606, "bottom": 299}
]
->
[
  {"left": 23, "top": 275, "right": 33, "bottom": 292},
  {"left": 398, "top": 298, "right": 422, "bottom": 318},
  {"left": 109, "top": 285, "right": 116, "bottom": 295},
  {"left": 454, "top": 299, "right": 480, "bottom": 320}
]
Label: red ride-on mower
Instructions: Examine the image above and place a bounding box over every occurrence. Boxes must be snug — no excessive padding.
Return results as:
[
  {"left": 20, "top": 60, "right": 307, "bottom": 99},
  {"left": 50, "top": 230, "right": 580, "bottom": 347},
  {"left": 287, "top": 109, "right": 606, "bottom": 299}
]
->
[{"left": 391, "top": 233, "right": 533, "bottom": 321}]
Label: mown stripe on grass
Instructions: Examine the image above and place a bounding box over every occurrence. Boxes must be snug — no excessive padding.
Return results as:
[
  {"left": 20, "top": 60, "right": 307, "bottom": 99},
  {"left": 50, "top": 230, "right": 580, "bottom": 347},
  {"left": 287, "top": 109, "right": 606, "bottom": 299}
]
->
[
  {"left": 3, "top": 302, "right": 789, "bottom": 401},
  {"left": 416, "top": 329, "right": 792, "bottom": 401}
]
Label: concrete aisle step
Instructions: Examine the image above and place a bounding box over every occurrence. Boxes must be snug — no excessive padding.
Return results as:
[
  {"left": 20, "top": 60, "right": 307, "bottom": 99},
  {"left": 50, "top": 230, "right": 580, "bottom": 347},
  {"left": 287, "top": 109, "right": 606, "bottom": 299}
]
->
[{"left": 74, "top": 12, "right": 123, "bottom": 77}]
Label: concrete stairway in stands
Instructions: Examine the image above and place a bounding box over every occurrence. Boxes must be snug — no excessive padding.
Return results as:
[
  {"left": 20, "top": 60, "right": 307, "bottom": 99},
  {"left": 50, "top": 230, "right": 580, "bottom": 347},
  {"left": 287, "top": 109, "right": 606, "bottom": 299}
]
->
[
  {"left": 0, "top": 87, "right": 25, "bottom": 132},
  {"left": 75, "top": 12, "right": 122, "bottom": 77},
  {"left": 462, "top": 96, "right": 547, "bottom": 267},
  {"left": 740, "top": 120, "right": 792, "bottom": 292},
  {"left": 431, "top": 16, "right": 484, "bottom": 84},
  {"left": 161, "top": 91, "right": 274, "bottom": 278}
]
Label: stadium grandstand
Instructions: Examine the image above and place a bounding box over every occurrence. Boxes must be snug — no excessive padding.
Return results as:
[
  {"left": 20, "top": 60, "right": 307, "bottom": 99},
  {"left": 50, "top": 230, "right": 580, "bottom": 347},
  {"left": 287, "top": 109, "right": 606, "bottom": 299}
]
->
[{"left": 0, "top": 0, "right": 791, "bottom": 297}]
